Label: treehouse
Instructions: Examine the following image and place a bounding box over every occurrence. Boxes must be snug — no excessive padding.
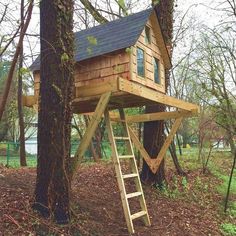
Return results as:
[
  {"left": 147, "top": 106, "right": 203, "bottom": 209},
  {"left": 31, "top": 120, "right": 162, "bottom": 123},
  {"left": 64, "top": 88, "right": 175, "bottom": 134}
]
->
[
  {"left": 23, "top": 7, "right": 199, "bottom": 234},
  {"left": 24, "top": 7, "right": 197, "bottom": 114}
]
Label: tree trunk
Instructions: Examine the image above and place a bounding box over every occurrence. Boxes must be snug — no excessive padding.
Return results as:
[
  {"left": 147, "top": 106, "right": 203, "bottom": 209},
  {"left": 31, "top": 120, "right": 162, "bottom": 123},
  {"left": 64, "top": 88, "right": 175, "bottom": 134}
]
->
[
  {"left": 141, "top": 104, "right": 166, "bottom": 187},
  {"left": 18, "top": 0, "right": 27, "bottom": 167},
  {"left": 141, "top": 0, "right": 174, "bottom": 186},
  {"left": 84, "top": 115, "right": 99, "bottom": 161},
  {"left": 224, "top": 150, "right": 236, "bottom": 212},
  {"left": 166, "top": 123, "right": 185, "bottom": 175},
  {"left": 169, "top": 141, "right": 186, "bottom": 176},
  {"left": 176, "top": 132, "right": 182, "bottom": 155},
  {"left": 33, "top": 0, "right": 74, "bottom": 224}
]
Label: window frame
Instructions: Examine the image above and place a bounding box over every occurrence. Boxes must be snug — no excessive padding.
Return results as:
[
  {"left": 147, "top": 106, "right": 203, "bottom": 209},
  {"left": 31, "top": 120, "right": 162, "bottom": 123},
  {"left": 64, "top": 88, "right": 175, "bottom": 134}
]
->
[
  {"left": 144, "top": 26, "right": 151, "bottom": 44},
  {"left": 136, "top": 46, "right": 145, "bottom": 78},
  {"left": 153, "top": 56, "right": 160, "bottom": 84}
]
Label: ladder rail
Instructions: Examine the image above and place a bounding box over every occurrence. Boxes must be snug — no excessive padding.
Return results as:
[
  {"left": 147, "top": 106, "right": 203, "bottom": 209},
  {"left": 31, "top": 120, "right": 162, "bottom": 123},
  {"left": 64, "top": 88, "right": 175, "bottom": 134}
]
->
[
  {"left": 105, "top": 108, "right": 151, "bottom": 234},
  {"left": 105, "top": 109, "right": 134, "bottom": 233},
  {"left": 120, "top": 109, "right": 151, "bottom": 227}
]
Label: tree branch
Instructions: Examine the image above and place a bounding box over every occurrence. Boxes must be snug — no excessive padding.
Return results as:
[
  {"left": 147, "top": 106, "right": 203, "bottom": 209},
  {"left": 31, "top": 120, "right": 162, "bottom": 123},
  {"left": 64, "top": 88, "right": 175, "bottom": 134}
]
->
[
  {"left": 80, "top": 0, "right": 108, "bottom": 24},
  {"left": 0, "top": 1, "right": 34, "bottom": 121}
]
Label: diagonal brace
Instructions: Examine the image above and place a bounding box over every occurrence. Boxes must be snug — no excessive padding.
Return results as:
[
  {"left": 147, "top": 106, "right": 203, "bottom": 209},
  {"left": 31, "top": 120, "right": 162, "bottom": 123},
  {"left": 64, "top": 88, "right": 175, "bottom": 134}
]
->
[
  {"left": 128, "top": 126, "right": 153, "bottom": 168},
  {"left": 150, "top": 117, "right": 183, "bottom": 173},
  {"left": 71, "top": 92, "right": 111, "bottom": 175}
]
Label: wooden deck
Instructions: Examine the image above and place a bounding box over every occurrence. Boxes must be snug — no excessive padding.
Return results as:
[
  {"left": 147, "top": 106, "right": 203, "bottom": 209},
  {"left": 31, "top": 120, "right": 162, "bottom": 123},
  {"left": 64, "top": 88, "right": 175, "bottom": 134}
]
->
[
  {"left": 23, "top": 77, "right": 199, "bottom": 114},
  {"left": 72, "top": 77, "right": 199, "bottom": 113}
]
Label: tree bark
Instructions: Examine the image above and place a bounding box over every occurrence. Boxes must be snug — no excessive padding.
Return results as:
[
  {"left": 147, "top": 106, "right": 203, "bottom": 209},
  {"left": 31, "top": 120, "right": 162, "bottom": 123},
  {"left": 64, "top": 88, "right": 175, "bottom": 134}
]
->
[
  {"left": 33, "top": 0, "right": 74, "bottom": 224},
  {"left": 169, "top": 142, "right": 186, "bottom": 176},
  {"left": 224, "top": 151, "right": 236, "bottom": 212},
  {"left": 18, "top": 0, "right": 27, "bottom": 167},
  {"left": 84, "top": 115, "right": 99, "bottom": 161},
  {"left": 141, "top": 104, "right": 166, "bottom": 187},
  {"left": 165, "top": 123, "right": 186, "bottom": 175}
]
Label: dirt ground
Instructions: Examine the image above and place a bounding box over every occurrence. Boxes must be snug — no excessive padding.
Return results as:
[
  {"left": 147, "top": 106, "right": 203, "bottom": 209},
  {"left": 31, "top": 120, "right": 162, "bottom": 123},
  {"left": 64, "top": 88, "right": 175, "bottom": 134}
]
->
[{"left": 0, "top": 162, "right": 228, "bottom": 236}]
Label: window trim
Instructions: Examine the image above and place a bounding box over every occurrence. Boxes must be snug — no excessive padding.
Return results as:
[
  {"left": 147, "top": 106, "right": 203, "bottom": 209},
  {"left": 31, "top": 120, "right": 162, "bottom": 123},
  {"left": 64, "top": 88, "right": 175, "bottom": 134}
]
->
[{"left": 136, "top": 46, "right": 145, "bottom": 78}]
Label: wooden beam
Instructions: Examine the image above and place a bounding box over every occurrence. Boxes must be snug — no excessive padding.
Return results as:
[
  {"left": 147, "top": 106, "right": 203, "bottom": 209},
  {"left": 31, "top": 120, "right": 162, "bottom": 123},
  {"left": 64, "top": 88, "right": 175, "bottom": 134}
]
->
[
  {"left": 22, "top": 95, "right": 37, "bottom": 107},
  {"left": 118, "top": 77, "right": 199, "bottom": 112},
  {"left": 75, "top": 79, "right": 118, "bottom": 98},
  {"left": 128, "top": 126, "right": 153, "bottom": 168},
  {"left": 150, "top": 117, "right": 183, "bottom": 173},
  {"left": 71, "top": 92, "right": 111, "bottom": 175},
  {"left": 111, "top": 110, "right": 198, "bottom": 123}
]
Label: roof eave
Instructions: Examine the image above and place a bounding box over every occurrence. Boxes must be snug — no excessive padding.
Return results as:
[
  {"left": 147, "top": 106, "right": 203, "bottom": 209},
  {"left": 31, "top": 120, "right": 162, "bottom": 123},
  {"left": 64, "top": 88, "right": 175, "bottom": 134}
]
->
[{"left": 152, "top": 7, "right": 172, "bottom": 69}]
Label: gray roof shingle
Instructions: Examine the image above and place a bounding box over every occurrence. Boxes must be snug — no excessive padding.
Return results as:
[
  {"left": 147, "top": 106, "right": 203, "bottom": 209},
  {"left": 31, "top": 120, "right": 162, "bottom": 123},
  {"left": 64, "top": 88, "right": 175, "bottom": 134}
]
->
[{"left": 30, "top": 8, "right": 153, "bottom": 71}]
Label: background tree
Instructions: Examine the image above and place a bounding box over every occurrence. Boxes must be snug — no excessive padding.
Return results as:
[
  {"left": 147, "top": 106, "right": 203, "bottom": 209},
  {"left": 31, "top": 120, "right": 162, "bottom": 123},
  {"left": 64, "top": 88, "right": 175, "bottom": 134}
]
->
[
  {"left": 33, "top": 0, "right": 74, "bottom": 224},
  {"left": 190, "top": 26, "right": 236, "bottom": 211},
  {"left": 0, "top": 0, "right": 33, "bottom": 121},
  {"left": 18, "top": 0, "right": 27, "bottom": 166}
]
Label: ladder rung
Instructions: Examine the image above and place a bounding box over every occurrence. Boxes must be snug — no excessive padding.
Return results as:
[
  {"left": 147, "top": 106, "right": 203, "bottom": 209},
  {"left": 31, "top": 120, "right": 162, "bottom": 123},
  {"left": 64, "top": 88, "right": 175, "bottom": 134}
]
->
[
  {"left": 131, "top": 211, "right": 147, "bottom": 220},
  {"left": 114, "top": 136, "right": 129, "bottom": 140},
  {"left": 118, "top": 155, "right": 134, "bottom": 159},
  {"left": 126, "top": 191, "right": 142, "bottom": 199},
  {"left": 122, "top": 173, "right": 138, "bottom": 179}
]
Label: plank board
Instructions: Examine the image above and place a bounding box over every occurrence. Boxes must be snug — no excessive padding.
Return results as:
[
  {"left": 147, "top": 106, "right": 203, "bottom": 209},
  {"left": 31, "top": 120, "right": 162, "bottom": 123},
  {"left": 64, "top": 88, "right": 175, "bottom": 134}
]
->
[
  {"left": 118, "top": 78, "right": 199, "bottom": 112},
  {"left": 111, "top": 110, "right": 198, "bottom": 123}
]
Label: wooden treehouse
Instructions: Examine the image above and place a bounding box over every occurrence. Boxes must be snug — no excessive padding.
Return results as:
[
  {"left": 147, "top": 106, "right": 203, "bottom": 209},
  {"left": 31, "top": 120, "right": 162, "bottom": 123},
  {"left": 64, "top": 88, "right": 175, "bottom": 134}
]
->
[{"left": 23, "top": 7, "right": 199, "bottom": 234}]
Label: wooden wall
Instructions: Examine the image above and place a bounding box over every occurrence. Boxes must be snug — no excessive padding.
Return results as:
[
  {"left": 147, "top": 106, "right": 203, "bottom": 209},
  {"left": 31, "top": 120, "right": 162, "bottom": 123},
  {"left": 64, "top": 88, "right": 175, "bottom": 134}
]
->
[
  {"left": 34, "top": 72, "right": 40, "bottom": 98},
  {"left": 32, "top": 14, "right": 168, "bottom": 100},
  {"left": 131, "top": 14, "right": 166, "bottom": 93},
  {"left": 33, "top": 50, "right": 130, "bottom": 98},
  {"left": 74, "top": 50, "right": 130, "bottom": 96}
]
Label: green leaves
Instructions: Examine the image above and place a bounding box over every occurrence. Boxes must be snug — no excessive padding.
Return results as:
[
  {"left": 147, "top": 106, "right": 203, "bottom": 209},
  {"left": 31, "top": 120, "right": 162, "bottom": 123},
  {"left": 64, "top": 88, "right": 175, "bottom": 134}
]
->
[
  {"left": 87, "top": 36, "right": 97, "bottom": 46},
  {"left": 117, "top": 0, "right": 126, "bottom": 9},
  {"left": 86, "top": 36, "right": 98, "bottom": 56},
  {"left": 19, "top": 67, "right": 30, "bottom": 76},
  {"left": 61, "top": 52, "right": 69, "bottom": 62},
  {"left": 125, "top": 47, "right": 133, "bottom": 54},
  {"left": 152, "top": 0, "right": 160, "bottom": 5}
]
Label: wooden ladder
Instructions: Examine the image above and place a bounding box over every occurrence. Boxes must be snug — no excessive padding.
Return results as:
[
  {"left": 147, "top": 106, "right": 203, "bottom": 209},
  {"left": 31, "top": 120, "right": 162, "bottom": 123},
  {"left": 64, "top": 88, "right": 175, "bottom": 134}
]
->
[{"left": 105, "top": 109, "right": 151, "bottom": 234}]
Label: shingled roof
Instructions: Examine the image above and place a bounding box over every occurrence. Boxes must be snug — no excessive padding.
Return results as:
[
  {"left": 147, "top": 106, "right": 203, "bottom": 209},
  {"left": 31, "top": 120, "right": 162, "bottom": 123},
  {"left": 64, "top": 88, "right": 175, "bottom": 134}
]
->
[{"left": 30, "top": 8, "right": 159, "bottom": 71}]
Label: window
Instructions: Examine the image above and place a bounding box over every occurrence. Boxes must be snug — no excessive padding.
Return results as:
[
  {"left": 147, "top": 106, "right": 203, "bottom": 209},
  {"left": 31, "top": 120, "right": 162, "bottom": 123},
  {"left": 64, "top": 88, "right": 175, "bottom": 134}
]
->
[
  {"left": 153, "top": 57, "right": 160, "bottom": 84},
  {"left": 145, "top": 26, "right": 151, "bottom": 44},
  {"left": 137, "top": 47, "right": 145, "bottom": 77}
]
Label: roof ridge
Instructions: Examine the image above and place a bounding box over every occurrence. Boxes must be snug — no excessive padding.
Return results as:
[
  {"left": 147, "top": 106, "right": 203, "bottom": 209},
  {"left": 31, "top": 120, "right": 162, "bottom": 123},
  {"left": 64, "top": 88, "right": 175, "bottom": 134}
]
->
[
  {"left": 30, "top": 7, "right": 155, "bottom": 71},
  {"left": 74, "top": 7, "right": 153, "bottom": 36}
]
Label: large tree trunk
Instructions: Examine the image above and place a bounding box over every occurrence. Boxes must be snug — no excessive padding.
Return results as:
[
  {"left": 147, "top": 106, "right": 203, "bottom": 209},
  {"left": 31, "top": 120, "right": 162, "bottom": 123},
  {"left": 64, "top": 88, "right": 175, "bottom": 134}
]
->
[
  {"left": 141, "top": 104, "right": 165, "bottom": 187},
  {"left": 141, "top": 0, "right": 174, "bottom": 186},
  {"left": 18, "top": 0, "right": 27, "bottom": 167},
  {"left": 33, "top": 0, "right": 74, "bottom": 224}
]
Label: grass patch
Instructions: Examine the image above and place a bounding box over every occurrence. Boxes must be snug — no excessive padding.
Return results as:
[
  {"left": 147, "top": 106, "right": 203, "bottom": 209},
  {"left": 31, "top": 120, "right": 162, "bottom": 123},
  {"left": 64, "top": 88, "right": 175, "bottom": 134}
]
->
[
  {"left": 0, "top": 156, "right": 37, "bottom": 168},
  {"left": 220, "top": 223, "right": 236, "bottom": 236}
]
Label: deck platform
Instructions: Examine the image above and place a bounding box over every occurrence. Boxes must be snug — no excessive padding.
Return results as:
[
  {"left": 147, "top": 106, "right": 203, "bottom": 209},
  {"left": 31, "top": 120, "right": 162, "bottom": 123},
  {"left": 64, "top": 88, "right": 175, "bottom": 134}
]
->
[{"left": 72, "top": 77, "right": 199, "bottom": 114}]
